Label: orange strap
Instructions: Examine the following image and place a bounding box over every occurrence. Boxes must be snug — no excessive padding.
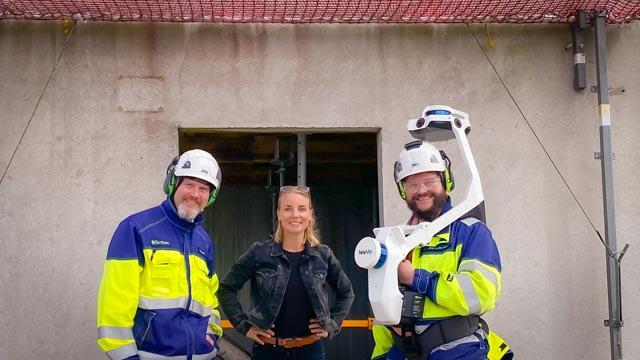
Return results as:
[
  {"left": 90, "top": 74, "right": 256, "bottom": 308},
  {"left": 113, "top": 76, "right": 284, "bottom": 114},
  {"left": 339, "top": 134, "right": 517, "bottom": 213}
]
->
[
  {"left": 221, "top": 320, "right": 232, "bottom": 329},
  {"left": 221, "top": 318, "right": 374, "bottom": 330},
  {"left": 342, "top": 318, "right": 374, "bottom": 329}
]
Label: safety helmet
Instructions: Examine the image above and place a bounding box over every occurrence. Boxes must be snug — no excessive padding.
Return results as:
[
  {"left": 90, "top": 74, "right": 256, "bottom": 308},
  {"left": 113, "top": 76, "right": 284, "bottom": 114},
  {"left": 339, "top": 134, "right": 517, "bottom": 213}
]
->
[
  {"left": 394, "top": 140, "right": 454, "bottom": 199},
  {"left": 163, "top": 149, "right": 222, "bottom": 207}
]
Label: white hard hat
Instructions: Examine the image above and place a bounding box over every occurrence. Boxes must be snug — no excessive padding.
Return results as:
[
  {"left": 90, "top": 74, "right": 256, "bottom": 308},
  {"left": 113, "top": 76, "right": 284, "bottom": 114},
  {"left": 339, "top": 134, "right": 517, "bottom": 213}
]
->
[
  {"left": 174, "top": 149, "right": 222, "bottom": 190},
  {"left": 394, "top": 140, "right": 446, "bottom": 183}
]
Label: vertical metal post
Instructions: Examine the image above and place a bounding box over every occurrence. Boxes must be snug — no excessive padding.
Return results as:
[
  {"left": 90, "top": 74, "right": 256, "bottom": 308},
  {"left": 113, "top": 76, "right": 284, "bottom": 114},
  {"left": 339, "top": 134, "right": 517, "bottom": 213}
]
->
[
  {"left": 594, "top": 12, "right": 623, "bottom": 360},
  {"left": 297, "top": 133, "right": 307, "bottom": 186},
  {"left": 267, "top": 169, "right": 277, "bottom": 232},
  {"left": 274, "top": 138, "right": 286, "bottom": 187},
  {"left": 571, "top": 10, "right": 587, "bottom": 90}
]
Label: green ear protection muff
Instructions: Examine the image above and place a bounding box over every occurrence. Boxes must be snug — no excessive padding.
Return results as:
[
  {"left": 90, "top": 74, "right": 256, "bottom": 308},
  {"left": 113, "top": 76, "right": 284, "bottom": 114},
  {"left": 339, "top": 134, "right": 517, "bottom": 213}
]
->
[
  {"left": 439, "top": 150, "right": 455, "bottom": 193},
  {"left": 205, "top": 188, "right": 218, "bottom": 207},
  {"left": 394, "top": 151, "right": 455, "bottom": 200},
  {"left": 163, "top": 155, "right": 218, "bottom": 207},
  {"left": 394, "top": 161, "right": 408, "bottom": 200}
]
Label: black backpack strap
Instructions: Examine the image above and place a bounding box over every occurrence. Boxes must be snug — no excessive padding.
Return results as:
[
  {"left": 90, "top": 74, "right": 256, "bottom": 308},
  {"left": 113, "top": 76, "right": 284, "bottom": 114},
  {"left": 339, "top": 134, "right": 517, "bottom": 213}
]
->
[
  {"left": 390, "top": 316, "right": 483, "bottom": 359},
  {"left": 461, "top": 201, "right": 486, "bottom": 224}
]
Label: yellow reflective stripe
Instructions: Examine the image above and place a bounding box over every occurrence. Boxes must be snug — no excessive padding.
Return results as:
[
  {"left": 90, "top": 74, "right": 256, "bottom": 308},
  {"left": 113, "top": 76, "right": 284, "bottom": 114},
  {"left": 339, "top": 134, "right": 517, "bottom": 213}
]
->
[
  {"left": 208, "top": 274, "right": 223, "bottom": 337},
  {"left": 189, "top": 255, "right": 214, "bottom": 307},
  {"left": 459, "top": 261, "right": 499, "bottom": 290},
  {"left": 487, "top": 331, "right": 511, "bottom": 359},
  {"left": 211, "top": 274, "right": 219, "bottom": 308},
  {"left": 209, "top": 310, "right": 223, "bottom": 336},
  {"left": 138, "top": 296, "right": 188, "bottom": 310},
  {"left": 97, "top": 259, "right": 141, "bottom": 328},
  {"left": 106, "top": 342, "right": 138, "bottom": 360},
  {"left": 428, "top": 232, "right": 450, "bottom": 246},
  {"left": 98, "top": 326, "right": 134, "bottom": 340},
  {"left": 414, "top": 243, "right": 460, "bottom": 274},
  {"left": 138, "top": 351, "right": 187, "bottom": 359},
  {"left": 371, "top": 324, "right": 394, "bottom": 359},
  {"left": 457, "top": 273, "right": 481, "bottom": 314},
  {"left": 189, "top": 298, "right": 212, "bottom": 317}
]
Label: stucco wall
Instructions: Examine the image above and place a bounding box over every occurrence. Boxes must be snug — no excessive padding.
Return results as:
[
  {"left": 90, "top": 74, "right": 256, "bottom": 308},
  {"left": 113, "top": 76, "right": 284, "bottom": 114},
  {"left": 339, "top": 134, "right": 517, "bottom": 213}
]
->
[{"left": 1, "top": 20, "right": 638, "bottom": 359}]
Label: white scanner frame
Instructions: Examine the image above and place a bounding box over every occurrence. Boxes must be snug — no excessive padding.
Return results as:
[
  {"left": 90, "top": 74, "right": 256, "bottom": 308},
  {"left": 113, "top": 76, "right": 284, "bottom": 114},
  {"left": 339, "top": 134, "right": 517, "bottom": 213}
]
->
[{"left": 354, "top": 105, "right": 484, "bottom": 325}]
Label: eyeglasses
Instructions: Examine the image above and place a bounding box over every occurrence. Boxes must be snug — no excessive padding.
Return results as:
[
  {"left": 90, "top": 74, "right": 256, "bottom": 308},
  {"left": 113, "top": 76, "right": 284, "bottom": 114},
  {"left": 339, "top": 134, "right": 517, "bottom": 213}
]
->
[
  {"left": 404, "top": 177, "right": 441, "bottom": 193},
  {"left": 280, "top": 185, "right": 310, "bottom": 194}
]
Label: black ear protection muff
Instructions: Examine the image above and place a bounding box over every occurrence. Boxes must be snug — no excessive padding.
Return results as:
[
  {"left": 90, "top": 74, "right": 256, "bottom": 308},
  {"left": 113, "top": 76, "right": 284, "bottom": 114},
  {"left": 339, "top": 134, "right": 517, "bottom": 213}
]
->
[
  {"left": 439, "top": 150, "right": 455, "bottom": 193},
  {"left": 163, "top": 155, "right": 180, "bottom": 197}
]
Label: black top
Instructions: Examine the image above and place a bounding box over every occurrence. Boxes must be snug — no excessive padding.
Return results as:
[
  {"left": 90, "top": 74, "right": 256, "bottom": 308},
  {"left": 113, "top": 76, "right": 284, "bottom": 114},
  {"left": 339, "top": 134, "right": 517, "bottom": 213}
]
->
[
  {"left": 273, "top": 249, "right": 314, "bottom": 338},
  {"left": 218, "top": 239, "right": 355, "bottom": 339}
]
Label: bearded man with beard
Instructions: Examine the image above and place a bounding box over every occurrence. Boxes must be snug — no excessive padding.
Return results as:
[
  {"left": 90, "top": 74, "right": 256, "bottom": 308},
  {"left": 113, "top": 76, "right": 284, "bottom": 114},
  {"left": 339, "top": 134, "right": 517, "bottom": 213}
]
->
[
  {"left": 97, "top": 149, "right": 224, "bottom": 360},
  {"left": 371, "top": 140, "right": 511, "bottom": 360}
]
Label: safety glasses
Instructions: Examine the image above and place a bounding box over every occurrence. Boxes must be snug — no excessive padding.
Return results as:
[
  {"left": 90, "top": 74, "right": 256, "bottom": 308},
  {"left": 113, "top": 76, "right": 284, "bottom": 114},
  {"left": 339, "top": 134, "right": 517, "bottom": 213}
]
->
[
  {"left": 404, "top": 177, "right": 441, "bottom": 193},
  {"left": 280, "top": 185, "right": 310, "bottom": 194}
]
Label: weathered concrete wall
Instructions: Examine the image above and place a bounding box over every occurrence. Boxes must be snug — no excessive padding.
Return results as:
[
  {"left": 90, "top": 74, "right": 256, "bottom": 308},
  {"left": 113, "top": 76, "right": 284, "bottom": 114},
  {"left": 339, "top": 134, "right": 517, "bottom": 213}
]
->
[{"left": 0, "top": 19, "right": 638, "bottom": 359}]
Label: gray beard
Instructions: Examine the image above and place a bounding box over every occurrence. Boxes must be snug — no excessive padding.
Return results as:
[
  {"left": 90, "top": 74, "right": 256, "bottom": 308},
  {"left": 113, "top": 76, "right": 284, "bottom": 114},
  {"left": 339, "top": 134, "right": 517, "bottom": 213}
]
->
[
  {"left": 408, "top": 192, "right": 446, "bottom": 222},
  {"left": 177, "top": 202, "right": 201, "bottom": 222}
]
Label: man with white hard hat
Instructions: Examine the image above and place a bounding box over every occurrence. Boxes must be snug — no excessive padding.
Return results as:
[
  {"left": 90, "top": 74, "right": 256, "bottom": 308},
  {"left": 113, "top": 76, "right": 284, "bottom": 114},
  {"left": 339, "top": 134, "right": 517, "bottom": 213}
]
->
[
  {"left": 371, "top": 140, "right": 512, "bottom": 360},
  {"left": 97, "top": 149, "right": 224, "bottom": 360}
]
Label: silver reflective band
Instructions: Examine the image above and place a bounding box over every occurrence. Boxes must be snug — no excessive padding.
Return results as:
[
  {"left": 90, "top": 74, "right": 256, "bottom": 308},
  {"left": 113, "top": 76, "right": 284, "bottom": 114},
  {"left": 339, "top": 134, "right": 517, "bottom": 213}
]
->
[
  {"left": 139, "top": 296, "right": 188, "bottom": 310},
  {"left": 431, "top": 331, "right": 483, "bottom": 353},
  {"left": 189, "top": 298, "right": 212, "bottom": 317},
  {"left": 459, "top": 261, "right": 499, "bottom": 290},
  {"left": 139, "top": 351, "right": 187, "bottom": 359},
  {"left": 209, "top": 312, "right": 222, "bottom": 326},
  {"left": 98, "top": 326, "right": 134, "bottom": 340},
  {"left": 138, "top": 350, "right": 217, "bottom": 360},
  {"left": 414, "top": 324, "right": 431, "bottom": 334},
  {"left": 457, "top": 273, "right": 481, "bottom": 314},
  {"left": 106, "top": 342, "right": 138, "bottom": 360},
  {"left": 460, "top": 217, "right": 480, "bottom": 226},
  {"left": 193, "top": 349, "right": 218, "bottom": 360}
]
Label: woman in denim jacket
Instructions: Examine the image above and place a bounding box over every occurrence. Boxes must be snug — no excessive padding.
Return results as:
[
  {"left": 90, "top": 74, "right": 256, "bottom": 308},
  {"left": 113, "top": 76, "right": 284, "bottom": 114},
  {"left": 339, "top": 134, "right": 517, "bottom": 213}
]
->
[{"left": 219, "top": 186, "right": 355, "bottom": 359}]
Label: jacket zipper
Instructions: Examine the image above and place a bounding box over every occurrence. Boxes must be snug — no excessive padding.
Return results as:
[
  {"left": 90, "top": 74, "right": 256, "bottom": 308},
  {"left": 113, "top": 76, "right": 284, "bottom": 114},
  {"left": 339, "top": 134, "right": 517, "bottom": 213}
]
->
[{"left": 184, "top": 232, "right": 194, "bottom": 360}]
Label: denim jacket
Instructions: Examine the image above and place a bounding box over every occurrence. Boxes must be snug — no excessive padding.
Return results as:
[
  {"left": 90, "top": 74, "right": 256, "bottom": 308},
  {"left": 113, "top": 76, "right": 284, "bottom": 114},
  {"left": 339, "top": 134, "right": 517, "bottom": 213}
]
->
[{"left": 219, "top": 239, "right": 354, "bottom": 339}]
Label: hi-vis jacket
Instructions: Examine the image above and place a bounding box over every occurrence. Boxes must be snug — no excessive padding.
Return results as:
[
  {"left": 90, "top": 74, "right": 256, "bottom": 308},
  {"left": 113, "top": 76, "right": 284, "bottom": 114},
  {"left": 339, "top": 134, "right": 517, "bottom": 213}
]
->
[
  {"left": 97, "top": 199, "right": 222, "bottom": 360},
  {"left": 372, "top": 197, "right": 502, "bottom": 358}
]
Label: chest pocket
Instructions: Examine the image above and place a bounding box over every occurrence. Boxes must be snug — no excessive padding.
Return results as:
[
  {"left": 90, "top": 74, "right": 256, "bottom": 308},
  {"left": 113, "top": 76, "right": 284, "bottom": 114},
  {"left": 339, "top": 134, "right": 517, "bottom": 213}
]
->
[
  {"left": 310, "top": 262, "right": 328, "bottom": 288},
  {"left": 256, "top": 269, "right": 278, "bottom": 299},
  {"left": 414, "top": 241, "right": 460, "bottom": 274},
  {"left": 143, "top": 250, "right": 184, "bottom": 298},
  {"left": 191, "top": 257, "right": 213, "bottom": 306}
]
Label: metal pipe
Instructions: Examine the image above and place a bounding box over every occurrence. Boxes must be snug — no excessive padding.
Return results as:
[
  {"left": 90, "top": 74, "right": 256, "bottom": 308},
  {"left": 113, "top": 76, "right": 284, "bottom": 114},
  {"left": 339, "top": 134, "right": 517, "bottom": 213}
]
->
[
  {"left": 274, "top": 138, "right": 286, "bottom": 187},
  {"left": 571, "top": 10, "right": 587, "bottom": 90},
  {"left": 297, "top": 133, "right": 307, "bottom": 186},
  {"left": 594, "top": 12, "right": 623, "bottom": 360}
]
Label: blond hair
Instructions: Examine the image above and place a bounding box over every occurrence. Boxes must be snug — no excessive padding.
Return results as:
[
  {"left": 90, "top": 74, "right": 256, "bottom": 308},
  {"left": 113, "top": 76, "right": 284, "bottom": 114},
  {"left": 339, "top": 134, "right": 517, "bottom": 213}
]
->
[{"left": 273, "top": 190, "right": 320, "bottom": 247}]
